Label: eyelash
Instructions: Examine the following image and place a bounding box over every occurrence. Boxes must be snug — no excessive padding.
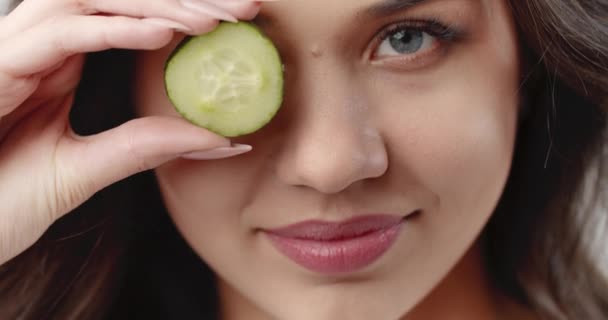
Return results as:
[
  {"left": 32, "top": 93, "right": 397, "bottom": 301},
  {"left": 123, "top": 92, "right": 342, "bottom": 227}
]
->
[{"left": 370, "top": 18, "right": 465, "bottom": 68}]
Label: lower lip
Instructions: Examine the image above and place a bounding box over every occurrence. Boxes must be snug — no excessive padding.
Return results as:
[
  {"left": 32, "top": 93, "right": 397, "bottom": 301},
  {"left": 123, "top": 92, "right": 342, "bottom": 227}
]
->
[{"left": 265, "top": 221, "right": 404, "bottom": 275}]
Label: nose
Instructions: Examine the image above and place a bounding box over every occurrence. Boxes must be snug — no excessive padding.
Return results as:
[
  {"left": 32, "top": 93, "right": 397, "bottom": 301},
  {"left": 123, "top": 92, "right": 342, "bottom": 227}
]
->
[{"left": 275, "top": 65, "right": 388, "bottom": 194}]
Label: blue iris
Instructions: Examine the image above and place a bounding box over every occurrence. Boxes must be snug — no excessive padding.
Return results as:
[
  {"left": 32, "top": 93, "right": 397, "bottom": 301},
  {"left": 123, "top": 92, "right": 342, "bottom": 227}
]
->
[{"left": 389, "top": 29, "right": 424, "bottom": 54}]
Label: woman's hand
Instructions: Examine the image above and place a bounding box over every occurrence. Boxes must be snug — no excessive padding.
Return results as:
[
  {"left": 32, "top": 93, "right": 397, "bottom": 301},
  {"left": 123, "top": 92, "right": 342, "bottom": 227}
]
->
[{"left": 0, "top": 0, "right": 262, "bottom": 265}]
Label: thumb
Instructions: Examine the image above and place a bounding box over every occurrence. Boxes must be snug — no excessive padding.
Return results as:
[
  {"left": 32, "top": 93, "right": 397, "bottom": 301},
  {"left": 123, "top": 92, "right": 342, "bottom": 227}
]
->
[{"left": 58, "top": 116, "right": 251, "bottom": 198}]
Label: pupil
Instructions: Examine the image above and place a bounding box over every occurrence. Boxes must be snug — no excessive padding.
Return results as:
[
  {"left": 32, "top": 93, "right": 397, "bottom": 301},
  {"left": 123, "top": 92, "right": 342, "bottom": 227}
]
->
[{"left": 389, "top": 30, "right": 423, "bottom": 53}]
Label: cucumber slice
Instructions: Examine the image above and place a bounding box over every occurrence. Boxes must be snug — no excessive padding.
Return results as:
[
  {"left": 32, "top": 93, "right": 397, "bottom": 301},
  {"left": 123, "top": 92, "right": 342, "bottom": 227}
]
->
[{"left": 164, "top": 22, "right": 284, "bottom": 137}]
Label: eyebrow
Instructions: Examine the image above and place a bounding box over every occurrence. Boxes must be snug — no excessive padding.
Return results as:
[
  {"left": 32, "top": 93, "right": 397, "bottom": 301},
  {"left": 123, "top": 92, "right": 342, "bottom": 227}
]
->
[
  {"left": 253, "top": 0, "right": 430, "bottom": 27},
  {"left": 363, "top": 0, "right": 429, "bottom": 16}
]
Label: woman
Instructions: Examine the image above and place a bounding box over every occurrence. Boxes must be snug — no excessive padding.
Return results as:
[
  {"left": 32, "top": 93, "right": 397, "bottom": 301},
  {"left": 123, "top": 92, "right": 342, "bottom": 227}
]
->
[{"left": 0, "top": 0, "right": 606, "bottom": 319}]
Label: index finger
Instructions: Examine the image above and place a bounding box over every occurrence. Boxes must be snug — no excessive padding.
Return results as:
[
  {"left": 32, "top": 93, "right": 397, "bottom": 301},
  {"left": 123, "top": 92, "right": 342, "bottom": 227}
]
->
[{"left": 0, "top": 15, "right": 175, "bottom": 77}]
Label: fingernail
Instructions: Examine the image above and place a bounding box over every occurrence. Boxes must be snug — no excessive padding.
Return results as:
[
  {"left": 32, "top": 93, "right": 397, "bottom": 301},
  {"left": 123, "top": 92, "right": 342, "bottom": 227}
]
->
[
  {"left": 179, "top": 0, "right": 238, "bottom": 22},
  {"left": 181, "top": 143, "right": 252, "bottom": 160},
  {"left": 141, "top": 18, "right": 192, "bottom": 32}
]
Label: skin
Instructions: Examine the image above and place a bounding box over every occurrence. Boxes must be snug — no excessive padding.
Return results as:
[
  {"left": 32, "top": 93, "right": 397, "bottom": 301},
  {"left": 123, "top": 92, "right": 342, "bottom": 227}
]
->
[{"left": 134, "top": 0, "right": 533, "bottom": 319}]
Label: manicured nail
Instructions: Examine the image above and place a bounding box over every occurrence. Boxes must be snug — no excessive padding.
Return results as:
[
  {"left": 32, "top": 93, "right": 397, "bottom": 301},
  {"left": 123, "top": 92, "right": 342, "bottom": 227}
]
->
[
  {"left": 181, "top": 143, "right": 252, "bottom": 160},
  {"left": 141, "top": 18, "right": 191, "bottom": 32},
  {"left": 179, "top": 0, "right": 238, "bottom": 22}
]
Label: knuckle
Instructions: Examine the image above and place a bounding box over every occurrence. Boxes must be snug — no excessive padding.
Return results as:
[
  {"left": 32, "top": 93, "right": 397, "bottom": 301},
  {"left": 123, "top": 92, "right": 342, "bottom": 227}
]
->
[
  {"left": 45, "top": 17, "right": 74, "bottom": 57},
  {"left": 52, "top": 179, "right": 88, "bottom": 218},
  {"left": 50, "top": 175, "right": 74, "bottom": 216},
  {"left": 123, "top": 125, "right": 151, "bottom": 173},
  {"left": 43, "top": 13, "right": 64, "bottom": 29},
  {"left": 0, "top": 72, "right": 35, "bottom": 95},
  {"left": 49, "top": 168, "right": 77, "bottom": 218},
  {"left": 0, "top": 72, "right": 37, "bottom": 114},
  {"left": 52, "top": 141, "right": 94, "bottom": 215},
  {"left": 68, "top": 0, "right": 96, "bottom": 15}
]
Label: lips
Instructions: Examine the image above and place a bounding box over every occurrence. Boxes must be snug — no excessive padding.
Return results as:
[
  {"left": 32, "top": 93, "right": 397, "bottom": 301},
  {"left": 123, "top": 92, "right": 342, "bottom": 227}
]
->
[{"left": 263, "top": 214, "right": 407, "bottom": 275}]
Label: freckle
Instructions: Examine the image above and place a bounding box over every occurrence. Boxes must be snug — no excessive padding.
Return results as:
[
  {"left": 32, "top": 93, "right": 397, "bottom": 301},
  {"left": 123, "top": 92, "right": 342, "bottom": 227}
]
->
[{"left": 310, "top": 45, "right": 323, "bottom": 58}]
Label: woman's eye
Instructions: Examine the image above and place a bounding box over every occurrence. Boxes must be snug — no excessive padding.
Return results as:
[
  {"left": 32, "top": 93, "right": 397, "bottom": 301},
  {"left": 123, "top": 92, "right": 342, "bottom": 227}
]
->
[
  {"left": 375, "top": 28, "right": 438, "bottom": 57},
  {"left": 368, "top": 20, "right": 465, "bottom": 69}
]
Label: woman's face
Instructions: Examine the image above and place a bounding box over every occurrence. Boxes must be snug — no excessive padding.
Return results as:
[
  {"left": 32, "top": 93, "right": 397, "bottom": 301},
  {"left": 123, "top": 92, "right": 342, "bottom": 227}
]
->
[{"left": 134, "top": 0, "right": 520, "bottom": 319}]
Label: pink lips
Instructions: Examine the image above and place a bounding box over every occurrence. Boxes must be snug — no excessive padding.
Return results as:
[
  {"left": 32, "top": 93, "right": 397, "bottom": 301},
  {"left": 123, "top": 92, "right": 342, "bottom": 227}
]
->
[{"left": 264, "top": 214, "right": 405, "bottom": 275}]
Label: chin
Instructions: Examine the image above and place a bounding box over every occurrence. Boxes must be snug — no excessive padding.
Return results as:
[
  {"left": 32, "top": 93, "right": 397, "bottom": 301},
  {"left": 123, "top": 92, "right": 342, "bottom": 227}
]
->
[
  {"left": 238, "top": 282, "right": 413, "bottom": 320},
  {"left": 265, "top": 298, "right": 408, "bottom": 320}
]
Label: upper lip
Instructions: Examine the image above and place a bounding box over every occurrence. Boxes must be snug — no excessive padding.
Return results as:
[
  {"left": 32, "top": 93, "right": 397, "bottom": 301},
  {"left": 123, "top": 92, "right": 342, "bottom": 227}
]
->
[{"left": 263, "top": 214, "right": 407, "bottom": 241}]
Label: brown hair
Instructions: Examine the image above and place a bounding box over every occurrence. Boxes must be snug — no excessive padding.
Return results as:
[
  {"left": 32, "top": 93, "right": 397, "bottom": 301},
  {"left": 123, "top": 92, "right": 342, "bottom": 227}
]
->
[
  {"left": 484, "top": 1, "right": 608, "bottom": 318},
  {"left": 1, "top": 0, "right": 607, "bottom": 319}
]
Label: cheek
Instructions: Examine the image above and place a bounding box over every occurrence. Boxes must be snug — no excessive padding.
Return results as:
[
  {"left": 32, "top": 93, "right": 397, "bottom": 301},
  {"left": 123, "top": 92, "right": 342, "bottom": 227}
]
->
[
  {"left": 411, "top": 98, "right": 515, "bottom": 211},
  {"left": 155, "top": 159, "right": 256, "bottom": 241},
  {"left": 378, "top": 67, "right": 519, "bottom": 226},
  {"left": 153, "top": 153, "right": 273, "bottom": 280}
]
